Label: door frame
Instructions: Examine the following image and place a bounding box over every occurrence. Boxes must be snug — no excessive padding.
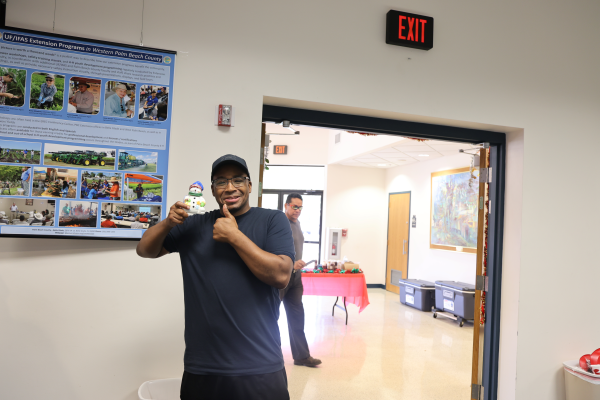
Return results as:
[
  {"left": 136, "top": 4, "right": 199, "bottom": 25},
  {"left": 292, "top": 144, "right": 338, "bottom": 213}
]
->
[
  {"left": 385, "top": 191, "right": 411, "bottom": 287},
  {"left": 262, "top": 105, "right": 506, "bottom": 400},
  {"left": 262, "top": 188, "right": 324, "bottom": 264}
]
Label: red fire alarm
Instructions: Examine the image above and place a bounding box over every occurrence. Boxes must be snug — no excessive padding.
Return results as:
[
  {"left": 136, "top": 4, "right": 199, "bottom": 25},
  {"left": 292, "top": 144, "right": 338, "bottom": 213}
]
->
[
  {"left": 215, "top": 105, "right": 234, "bottom": 126},
  {"left": 342, "top": 229, "right": 348, "bottom": 237}
]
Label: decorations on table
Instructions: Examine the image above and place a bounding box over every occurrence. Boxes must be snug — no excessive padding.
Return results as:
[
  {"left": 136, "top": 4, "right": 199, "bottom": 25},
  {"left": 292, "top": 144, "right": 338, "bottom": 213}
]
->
[
  {"left": 183, "top": 181, "right": 206, "bottom": 214},
  {"left": 301, "top": 260, "right": 363, "bottom": 274}
]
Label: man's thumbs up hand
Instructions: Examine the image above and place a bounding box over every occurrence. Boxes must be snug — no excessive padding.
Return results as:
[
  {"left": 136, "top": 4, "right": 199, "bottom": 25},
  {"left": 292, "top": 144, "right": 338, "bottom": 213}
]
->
[{"left": 213, "top": 204, "right": 239, "bottom": 243}]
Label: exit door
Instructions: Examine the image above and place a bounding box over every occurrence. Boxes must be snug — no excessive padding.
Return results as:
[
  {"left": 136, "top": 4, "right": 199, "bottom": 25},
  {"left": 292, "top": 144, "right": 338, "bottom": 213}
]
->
[{"left": 386, "top": 192, "right": 411, "bottom": 294}]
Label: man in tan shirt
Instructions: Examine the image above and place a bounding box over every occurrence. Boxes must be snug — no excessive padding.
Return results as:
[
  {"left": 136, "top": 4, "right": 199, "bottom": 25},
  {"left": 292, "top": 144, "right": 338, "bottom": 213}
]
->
[
  {"left": 69, "top": 82, "right": 94, "bottom": 114},
  {"left": 280, "top": 193, "right": 322, "bottom": 367}
]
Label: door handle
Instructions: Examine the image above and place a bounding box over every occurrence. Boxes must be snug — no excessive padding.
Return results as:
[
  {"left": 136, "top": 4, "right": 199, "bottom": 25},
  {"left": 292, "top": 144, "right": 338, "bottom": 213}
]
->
[{"left": 403, "top": 240, "right": 407, "bottom": 255}]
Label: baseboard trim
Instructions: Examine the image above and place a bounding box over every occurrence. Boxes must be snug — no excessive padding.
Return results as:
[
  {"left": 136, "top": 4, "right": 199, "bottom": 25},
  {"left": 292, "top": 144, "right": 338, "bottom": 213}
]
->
[{"left": 366, "top": 284, "right": 385, "bottom": 289}]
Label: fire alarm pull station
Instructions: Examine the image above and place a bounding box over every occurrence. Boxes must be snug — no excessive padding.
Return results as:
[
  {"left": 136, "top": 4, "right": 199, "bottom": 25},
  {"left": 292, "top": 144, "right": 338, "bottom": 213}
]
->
[
  {"left": 326, "top": 228, "right": 342, "bottom": 260},
  {"left": 215, "top": 105, "right": 234, "bottom": 127}
]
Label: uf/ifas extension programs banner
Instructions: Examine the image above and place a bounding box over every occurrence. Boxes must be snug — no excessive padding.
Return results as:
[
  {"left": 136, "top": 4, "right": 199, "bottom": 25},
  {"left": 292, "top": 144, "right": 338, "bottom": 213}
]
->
[{"left": 0, "top": 29, "right": 175, "bottom": 239}]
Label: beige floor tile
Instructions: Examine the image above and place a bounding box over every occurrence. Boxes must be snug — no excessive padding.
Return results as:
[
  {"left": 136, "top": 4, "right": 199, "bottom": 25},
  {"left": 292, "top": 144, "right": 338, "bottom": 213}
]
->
[{"left": 279, "top": 289, "right": 473, "bottom": 400}]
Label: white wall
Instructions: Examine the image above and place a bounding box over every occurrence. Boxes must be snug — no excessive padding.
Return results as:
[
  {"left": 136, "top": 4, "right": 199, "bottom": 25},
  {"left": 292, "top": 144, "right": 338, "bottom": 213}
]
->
[
  {"left": 328, "top": 131, "right": 405, "bottom": 164},
  {"left": 386, "top": 153, "right": 477, "bottom": 284},
  {"left": 3, "top": 0, "right": 600, "bottom": 399},
  {"left": 324, "top": 165, "right": 388, "bottom": 284},
  {"left": 266, "top": 126, "right": 329, "bottom": 166}
]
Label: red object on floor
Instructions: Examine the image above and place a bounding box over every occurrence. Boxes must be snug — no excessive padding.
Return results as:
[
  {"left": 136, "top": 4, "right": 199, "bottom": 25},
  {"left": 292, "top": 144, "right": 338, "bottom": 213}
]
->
[{"left": 301, "top": 273, "right": 370, "bottom": 313}]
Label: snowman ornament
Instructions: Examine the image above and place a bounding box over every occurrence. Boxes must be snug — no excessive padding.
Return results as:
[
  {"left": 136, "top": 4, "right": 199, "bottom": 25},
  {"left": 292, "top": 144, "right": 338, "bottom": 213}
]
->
[{"left": 183, "top": 181, "right": 206, "bottom": 214}]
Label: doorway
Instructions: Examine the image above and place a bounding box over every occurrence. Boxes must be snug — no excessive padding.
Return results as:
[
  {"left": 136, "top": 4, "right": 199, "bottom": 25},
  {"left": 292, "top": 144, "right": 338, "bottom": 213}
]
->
[
  {"left": 261, "top": 104, "right": 506, "bottom": 400},
  {"left": 262, "top": 189, "right": 324, "bottom": 263},
  {"left": 386, "top": 192, "right": 410, "bottom": 294}
]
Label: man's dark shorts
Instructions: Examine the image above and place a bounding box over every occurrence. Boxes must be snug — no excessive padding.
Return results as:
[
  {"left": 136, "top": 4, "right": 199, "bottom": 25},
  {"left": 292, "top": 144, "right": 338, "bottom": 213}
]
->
[{"left": 180, "top": 368, "right": 289, "bottom": 400}]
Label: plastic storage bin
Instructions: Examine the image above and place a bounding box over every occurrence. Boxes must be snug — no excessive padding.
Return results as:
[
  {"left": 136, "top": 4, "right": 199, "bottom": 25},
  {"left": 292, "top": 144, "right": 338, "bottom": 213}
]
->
[
  {"left": 563, "top": 360, "right": 600, "bottom": 399},
  {"left": 433, "top": 281, "right": 476, "bottom": 327},
  {"left": 398, "top": 279, "right": 435, "bottom": 311},
  {"left": 138, "top": 378, "right": 181, "bottom": 400}
]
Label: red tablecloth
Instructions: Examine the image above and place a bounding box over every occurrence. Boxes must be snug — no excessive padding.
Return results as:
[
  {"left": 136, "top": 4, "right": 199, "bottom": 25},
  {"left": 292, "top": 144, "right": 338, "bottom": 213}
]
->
[{"left": 301, "top": 273, "right": 370, "bottom": 313}]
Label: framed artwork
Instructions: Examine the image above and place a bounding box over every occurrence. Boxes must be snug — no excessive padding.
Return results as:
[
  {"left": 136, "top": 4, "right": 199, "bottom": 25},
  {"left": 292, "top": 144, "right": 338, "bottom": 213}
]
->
[
  {"left": 25, "top": 199, "right": 33, "bottom": 206},
  {"left": 430, "top": 167, "right": 480, "bottom": 253}
]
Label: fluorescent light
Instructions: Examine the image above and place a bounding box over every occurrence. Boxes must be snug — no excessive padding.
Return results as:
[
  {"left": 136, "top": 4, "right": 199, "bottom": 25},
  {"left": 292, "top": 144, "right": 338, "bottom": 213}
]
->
[
  {"left": 418, "top": 154, "right": 430, "bottom": 157},
  {"left": 377, "top": 163, "right": 388, "bottom": 166}
]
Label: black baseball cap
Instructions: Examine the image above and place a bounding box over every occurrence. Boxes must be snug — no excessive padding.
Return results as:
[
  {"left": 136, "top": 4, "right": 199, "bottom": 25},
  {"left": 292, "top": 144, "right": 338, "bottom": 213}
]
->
[{"left": 211, "top": 154, "right": 250, "bottom": 180}]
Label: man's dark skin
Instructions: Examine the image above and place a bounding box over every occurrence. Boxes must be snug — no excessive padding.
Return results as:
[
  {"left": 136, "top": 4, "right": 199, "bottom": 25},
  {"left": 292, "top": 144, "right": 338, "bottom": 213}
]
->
[{"left": 136, "top": 164, "right": 293, "bottom": 289}]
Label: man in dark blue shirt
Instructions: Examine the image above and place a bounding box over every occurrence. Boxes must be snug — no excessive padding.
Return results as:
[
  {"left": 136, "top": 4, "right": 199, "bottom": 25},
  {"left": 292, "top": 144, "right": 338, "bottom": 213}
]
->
[{"left": 137, "top": 154, "right": 294, "bottom": 400}]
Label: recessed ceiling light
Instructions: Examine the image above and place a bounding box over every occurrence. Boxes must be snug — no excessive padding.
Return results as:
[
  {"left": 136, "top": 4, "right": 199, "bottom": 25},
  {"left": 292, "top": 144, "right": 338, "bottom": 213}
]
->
[
  {"left": 418, "top": 154, "right": 430, "bottom": 157},
  {"left": 377, "top": 163, "right": 388, "bottom": 166}
]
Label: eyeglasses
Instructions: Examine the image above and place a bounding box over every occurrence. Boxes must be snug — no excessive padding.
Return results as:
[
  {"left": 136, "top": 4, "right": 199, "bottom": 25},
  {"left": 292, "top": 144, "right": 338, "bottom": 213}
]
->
[
  {"left": 45, "top": 79, "right": 54, "bottom": 81},
  {"left": 289, "top": 205, "right": 303, "bottom": 211},
  {"left": 212, "top": 176, "right": 250, "bottom": 189}
]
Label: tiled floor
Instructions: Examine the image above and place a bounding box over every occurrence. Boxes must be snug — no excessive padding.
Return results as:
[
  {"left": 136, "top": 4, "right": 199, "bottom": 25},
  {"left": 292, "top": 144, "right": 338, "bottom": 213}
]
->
[{"left": 279, "top": 289, "right": 473, "bottom": 400}]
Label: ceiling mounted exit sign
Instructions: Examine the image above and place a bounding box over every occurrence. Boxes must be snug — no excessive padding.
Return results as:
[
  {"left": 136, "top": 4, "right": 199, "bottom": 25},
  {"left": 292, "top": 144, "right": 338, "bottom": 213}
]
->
[{"left": 386, "top": 10, "right": 434, "bottom": 51}]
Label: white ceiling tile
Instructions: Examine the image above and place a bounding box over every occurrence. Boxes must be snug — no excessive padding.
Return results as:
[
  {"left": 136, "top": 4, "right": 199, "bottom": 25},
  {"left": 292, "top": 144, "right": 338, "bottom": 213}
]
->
[
  {"left": 426, "top": 141, "right": 473, "bottom": 151},
  {"left": 403, "top": 151, "right": 443, "bottom": 161},
  {"left": 364, "top": 162, "right": 395, "bottom": 168},
  {"left": 390, "top": 159, "right": 418, "bottom": 166},
  {"left": 371, "top": 151, "right": 402, "bottom": 158},
  {"left": 437, "top": 150, "right": 467, "bottom": 156},
  {"left": 354, "top": 156, "right": 386, "bottom": 162},
  {"left": 392, "top": 144, "right": 431, "bottom": 152},
  {"left": 371, "top": 147, "right": 402, "bottom": 153}
]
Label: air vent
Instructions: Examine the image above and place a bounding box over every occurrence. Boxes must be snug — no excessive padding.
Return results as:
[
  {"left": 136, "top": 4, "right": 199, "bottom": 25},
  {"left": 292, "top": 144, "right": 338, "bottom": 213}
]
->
[{"left": 335, "top": 133, "right": 341, "bottom": 144}]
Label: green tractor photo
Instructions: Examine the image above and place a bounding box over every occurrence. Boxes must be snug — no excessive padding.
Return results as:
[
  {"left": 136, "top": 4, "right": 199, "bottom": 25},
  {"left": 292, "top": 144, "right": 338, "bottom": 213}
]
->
[{"left": 118, "top": 152, "right": 146, "bottom": 170}]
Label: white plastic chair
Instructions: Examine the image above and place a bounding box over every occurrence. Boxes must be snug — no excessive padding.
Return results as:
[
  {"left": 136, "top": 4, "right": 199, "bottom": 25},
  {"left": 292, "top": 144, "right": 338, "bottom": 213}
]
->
[{"left": 138, "top": 378, "right": 181, "bottom": 400}]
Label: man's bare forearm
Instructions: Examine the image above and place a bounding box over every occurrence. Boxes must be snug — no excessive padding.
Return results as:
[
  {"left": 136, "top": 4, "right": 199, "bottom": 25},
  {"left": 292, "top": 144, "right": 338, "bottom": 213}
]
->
[
  {"left": 136, "top": 219, "right": 173, "bottom": 258},
  {"left": 229, "top": 230, "right": 292, "bottom": 289}
]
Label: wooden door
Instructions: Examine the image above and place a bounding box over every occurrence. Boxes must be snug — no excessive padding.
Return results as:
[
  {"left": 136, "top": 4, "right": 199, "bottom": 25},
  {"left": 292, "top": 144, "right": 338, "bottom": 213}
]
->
[
  {"left": 471, "top": 148, "right": 489, "bottom": 400},
  {"left": 386, "top": 192, "right": 410, "bottom": 294}
]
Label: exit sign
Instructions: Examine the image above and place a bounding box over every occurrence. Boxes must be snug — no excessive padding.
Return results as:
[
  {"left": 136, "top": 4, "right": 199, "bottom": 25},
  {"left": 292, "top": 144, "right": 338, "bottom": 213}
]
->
[
  {"left": 386, "top": 10, "right": 434, "bottom": 51},
  {"left": 273, "top": 145, "right": 288, "bottom": 155}
]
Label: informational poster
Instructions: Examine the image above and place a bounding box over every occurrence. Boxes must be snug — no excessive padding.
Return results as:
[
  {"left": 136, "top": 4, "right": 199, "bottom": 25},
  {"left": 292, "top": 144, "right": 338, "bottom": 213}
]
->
[{"left": 0, "top": 29, "right": 175, "bottom": 239}]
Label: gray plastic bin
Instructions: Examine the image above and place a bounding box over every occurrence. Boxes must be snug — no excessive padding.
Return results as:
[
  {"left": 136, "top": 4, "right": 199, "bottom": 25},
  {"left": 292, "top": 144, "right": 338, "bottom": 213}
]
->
[
  {"left": 399, "top": 279, "right": 435, "bottom": 311},
  {"left": 433, "top": 281, "right": 476, "bottom": 327}
]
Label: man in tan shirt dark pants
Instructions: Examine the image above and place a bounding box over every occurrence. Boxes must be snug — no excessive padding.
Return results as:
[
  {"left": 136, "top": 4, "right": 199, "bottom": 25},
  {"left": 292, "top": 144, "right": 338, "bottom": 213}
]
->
[{"left": 280, "top": 193, "right": 322, "bottom": 367}]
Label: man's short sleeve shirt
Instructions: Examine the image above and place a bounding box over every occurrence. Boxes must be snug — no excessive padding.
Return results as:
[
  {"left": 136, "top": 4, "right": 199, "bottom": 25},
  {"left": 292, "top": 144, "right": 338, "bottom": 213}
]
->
[{"left": 163, "top": 207, "right": 295, "bottom": 376}]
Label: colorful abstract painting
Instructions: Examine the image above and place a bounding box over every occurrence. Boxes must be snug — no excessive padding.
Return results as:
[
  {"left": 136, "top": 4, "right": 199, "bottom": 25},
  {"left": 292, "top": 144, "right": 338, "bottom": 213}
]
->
[{"left": 430, "top": 167, "right": 480, "bottom": 252}]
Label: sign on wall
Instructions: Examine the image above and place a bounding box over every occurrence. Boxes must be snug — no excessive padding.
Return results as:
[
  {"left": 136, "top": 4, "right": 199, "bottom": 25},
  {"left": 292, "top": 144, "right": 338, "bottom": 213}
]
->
[
  {"left": 273, "top": 145, "right": 288, "bottom": 155},
  {"left": 386, "top": 10, "right": 434, "bottom": 51},
  {"left": 0, "top": 29, "right": 175, "bottom": 240}
]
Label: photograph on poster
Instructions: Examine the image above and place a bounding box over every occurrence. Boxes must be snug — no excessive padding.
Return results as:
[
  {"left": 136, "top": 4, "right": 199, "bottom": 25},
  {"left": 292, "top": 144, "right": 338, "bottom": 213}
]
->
[
  {"left": 139, "top": 85, "right": 169, "bottom": 121},
  {"left": 104, "top": 81, "right": 136, "bottom": 118},
  {"left": 68, "top": 77, "right": 101, "bottom": 115},
  {"left": 117, "top": 150, "right": 157, "bottom": 173},
  {"left": 29, "top": 72, "right": 65, "bottom": 111},
  {"left": 0, "top": 66, "right": 26, "bottom": 107},
  {"left": 43, "top": 143, "right": 116, "bottom": 169},
  {"left": 0, "top": 198, "right": 56, "bottom": 226},
  {"left": 58, "top": 200, "right": 98, "bottom": 228},
  {"left": 0, "top": 165, "right": 31, "bottom": 196},
  {"left": 32, "top": 167, "right": 77, "bottom": 199},
  {"left": 100, "top": 202, "right": 161, "bottom": 229},
  {"left": 123, "top": 173, "right": 163, "bottom": 202},
  {"left": 0, "top": 140, "right": 41, "bottom": 164},
  {"left": 81, "top": 171, "right": 122, "bottom": 200}
]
